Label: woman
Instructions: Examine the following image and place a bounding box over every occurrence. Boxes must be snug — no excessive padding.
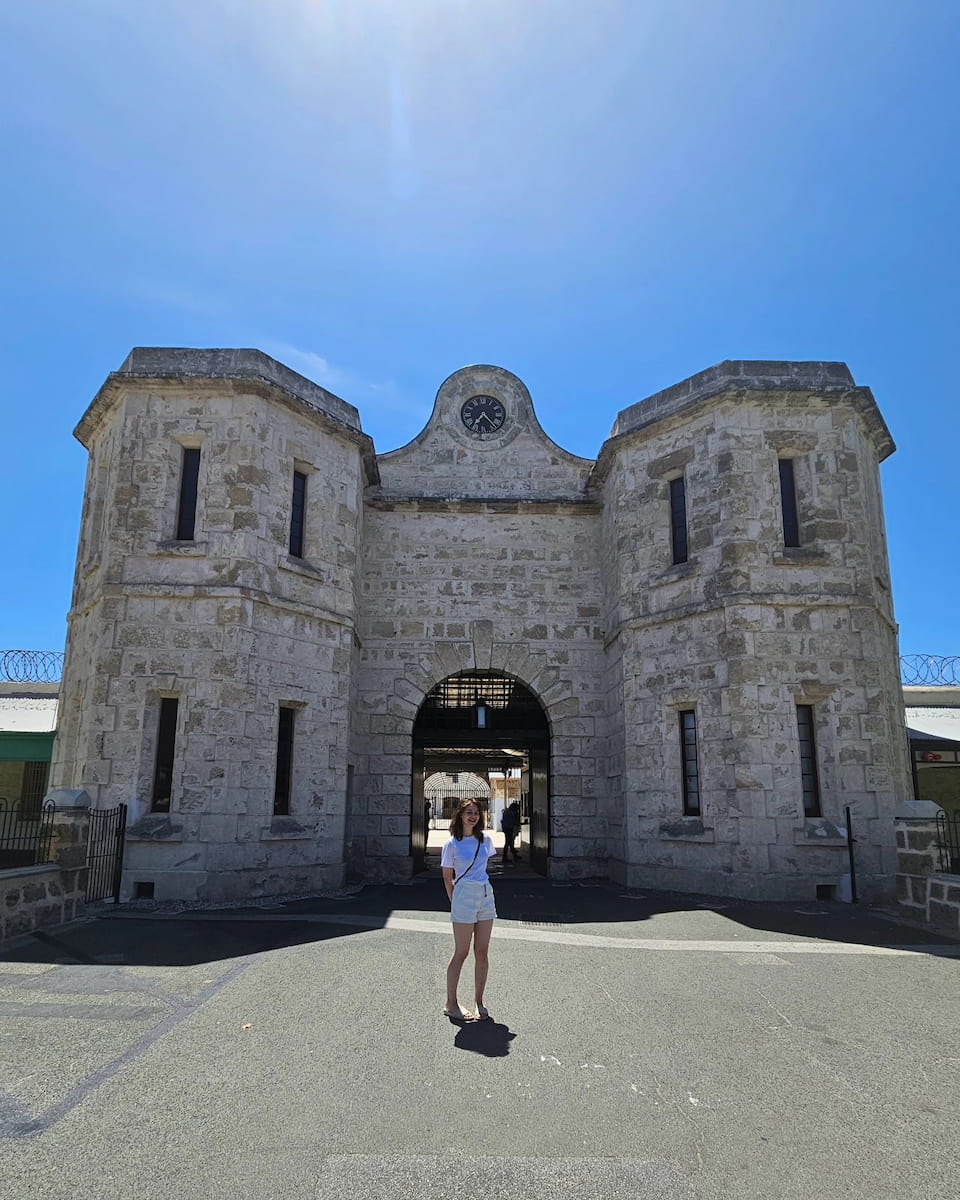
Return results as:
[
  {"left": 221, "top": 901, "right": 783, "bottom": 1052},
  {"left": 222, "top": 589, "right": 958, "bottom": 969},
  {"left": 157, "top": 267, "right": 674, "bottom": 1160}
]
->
[{"left": 441, "top": 799, "right": 497, "bottom": 1021}]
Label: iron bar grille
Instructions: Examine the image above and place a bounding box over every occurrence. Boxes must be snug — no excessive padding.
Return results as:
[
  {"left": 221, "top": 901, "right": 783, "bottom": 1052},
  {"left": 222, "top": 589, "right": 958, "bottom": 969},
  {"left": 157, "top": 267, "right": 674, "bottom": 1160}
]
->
[
  {"left": 416, "top": 672, "right": 549, "bottom": 741},
  {"left": 0, "top": 798, "right": 56, "bottom": 869},
  {"left": 0, "top": 650, "right": 64, "bottom": 683},
  {"left": 935, "top": 810, "right": 960, "bottom": 875},
  {"left": 20, "top": 762, "right": 50, "bottom": 814},
  {"left": 900, "top": 655, "right": 960, "bottom": 686},
  {"left": 796, "top": 704, "right": 823, "bottom": 818},
  {"left": 679, "top": 710, "right": 700, "bottom": 816},
  {"left": 426, "top": 674, "right": 519, "bottom": 710}
]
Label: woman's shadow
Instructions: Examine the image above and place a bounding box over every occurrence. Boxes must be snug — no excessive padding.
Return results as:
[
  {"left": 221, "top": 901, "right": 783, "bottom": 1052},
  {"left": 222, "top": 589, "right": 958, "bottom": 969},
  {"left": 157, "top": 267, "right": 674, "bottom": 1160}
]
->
[{"left": 450, "top": 1017, "right": 516, "bottom": 1057}]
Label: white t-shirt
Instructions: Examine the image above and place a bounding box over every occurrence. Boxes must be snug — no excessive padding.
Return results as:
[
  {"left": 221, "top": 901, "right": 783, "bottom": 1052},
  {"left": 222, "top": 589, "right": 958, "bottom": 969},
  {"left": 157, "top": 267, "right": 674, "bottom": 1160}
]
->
[{"left": 441, "top": 834, "right": 495, "bottom": 883}]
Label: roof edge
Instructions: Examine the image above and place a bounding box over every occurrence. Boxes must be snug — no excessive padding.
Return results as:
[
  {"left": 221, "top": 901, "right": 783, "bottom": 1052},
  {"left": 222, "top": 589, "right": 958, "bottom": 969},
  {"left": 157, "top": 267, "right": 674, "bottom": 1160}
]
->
[
  {"left": 74, "top": 348, "right": 381, "bottom": 485},
  {"left": 599, "top": 359, "right": 895, "bottom": 467}
]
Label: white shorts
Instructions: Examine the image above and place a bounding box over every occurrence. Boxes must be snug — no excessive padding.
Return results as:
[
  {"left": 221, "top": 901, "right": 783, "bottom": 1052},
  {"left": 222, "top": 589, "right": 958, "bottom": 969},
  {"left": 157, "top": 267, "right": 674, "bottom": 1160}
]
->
[{"left": 450, "top": 880, "right": 497, "bottom": 924}]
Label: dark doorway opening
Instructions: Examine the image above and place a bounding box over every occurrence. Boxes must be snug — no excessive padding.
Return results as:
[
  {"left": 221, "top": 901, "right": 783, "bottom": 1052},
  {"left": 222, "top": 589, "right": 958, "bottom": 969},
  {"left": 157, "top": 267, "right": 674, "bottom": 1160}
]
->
[{"left": 411, "top": 672, "right": 550, "bottom": 876}]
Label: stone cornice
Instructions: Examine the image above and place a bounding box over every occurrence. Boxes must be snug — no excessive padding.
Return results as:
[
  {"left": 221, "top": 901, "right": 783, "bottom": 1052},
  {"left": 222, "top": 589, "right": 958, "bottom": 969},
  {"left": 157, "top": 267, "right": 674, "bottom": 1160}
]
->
[
  {"left": 364, "top": 494, "right": 602, "bottom": 515},
  {"left": 65, "top": 581, "right": 357, "bottom": 634},
  {"left": 588, "top": 360, "right": 896, "bottom": 491},
  {"left": 606, "top": 590, "right": 899, "bottom": 640},
  {"left": 74, "top": 348, "right": 381, "bottom": 486}
]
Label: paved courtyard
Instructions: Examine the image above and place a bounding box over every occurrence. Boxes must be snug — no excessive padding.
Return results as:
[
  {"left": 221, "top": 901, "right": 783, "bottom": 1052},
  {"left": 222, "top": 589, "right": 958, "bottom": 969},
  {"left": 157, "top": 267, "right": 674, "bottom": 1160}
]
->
[{"left": 2, "top": 877, "right": 960, "bottom": 1199}]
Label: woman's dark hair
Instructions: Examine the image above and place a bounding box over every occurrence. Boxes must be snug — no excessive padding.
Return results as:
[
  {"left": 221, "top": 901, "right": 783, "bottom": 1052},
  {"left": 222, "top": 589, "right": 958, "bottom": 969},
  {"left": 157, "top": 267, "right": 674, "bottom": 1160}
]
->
[{"left": 448, "top": 798, "right": 485, "bottom": 842}]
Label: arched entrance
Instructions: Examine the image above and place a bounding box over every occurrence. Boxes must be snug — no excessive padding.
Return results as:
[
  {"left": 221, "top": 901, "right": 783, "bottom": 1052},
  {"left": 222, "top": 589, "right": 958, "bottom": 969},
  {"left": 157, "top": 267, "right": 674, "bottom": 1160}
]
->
[{"left": 411, "top": 671, "right": 550, "bottom": 875}]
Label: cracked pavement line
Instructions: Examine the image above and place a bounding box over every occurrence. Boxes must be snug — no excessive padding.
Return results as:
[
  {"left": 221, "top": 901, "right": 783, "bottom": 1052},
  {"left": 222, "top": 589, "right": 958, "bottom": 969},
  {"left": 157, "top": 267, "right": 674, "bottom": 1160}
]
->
[{"left": 0, "top": 956, "right": 255, "bottom": 1140}]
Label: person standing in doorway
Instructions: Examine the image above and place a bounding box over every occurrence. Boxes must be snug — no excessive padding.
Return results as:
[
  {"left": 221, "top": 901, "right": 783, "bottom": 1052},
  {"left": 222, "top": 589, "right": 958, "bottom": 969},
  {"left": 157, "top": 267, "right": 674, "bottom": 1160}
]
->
[
  {"left": 501, "top": 801, "right": 521, "bottom": 863},
  {"left": 441, "top": 799, "right": 497, "bottom": 1021}
]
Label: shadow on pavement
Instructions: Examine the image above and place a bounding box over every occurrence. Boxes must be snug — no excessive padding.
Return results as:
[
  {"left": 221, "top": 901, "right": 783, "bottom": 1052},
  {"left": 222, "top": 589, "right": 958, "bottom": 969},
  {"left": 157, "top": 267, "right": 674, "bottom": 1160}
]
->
[
  {"left": 453, "top": 1019, "right": 516, "bottom": 1057},
  {"left": 2, "top": 874, "right": 958, "bottom": 970}
]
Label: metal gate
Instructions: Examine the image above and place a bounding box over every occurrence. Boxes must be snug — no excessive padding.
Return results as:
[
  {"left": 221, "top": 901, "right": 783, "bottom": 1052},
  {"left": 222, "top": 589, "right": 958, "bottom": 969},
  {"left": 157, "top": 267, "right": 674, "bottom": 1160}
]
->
[{"left": 85, "top": 804, "right": 127, "bottom": 903}]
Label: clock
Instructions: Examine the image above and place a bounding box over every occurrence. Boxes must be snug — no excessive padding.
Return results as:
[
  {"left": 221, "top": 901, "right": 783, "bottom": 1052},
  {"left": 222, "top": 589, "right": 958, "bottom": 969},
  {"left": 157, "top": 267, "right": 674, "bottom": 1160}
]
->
[{"left": 460, "top": 394, "right": 506, "bottom": 436}]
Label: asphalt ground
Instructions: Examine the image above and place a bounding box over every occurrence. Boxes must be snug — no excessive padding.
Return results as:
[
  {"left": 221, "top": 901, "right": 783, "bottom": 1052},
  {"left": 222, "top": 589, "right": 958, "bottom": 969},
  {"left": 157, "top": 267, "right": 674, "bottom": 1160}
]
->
[{"left": 2, "top": 876, "right": 959, "bottom": 1200}]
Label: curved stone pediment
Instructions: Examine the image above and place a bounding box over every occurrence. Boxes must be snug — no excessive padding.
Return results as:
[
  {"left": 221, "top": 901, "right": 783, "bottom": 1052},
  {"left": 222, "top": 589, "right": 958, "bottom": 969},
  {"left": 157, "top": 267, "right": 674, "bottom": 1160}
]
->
[{"left": 375, "top": 365, "right": 595, "bottom": 501}]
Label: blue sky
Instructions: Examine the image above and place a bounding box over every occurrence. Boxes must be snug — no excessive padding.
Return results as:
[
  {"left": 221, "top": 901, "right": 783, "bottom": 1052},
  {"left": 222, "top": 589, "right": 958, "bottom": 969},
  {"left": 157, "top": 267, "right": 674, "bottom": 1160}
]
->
[{"left": 1, "top": 0, "right": 957, "bottom": 660}]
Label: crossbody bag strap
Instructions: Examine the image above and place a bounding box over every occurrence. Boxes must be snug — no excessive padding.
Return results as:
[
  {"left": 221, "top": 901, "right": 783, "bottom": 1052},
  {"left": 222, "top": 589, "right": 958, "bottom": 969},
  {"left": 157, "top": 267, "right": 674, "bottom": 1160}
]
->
[{"left": 453, "top": 838, "right": 483, "bottom": 886}]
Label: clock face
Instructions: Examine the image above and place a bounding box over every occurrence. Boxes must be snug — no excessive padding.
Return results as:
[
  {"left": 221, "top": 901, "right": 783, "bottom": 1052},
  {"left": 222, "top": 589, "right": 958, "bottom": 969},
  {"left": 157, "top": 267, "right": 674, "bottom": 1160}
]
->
[{"left": 460, "top": 394, "right": 506, "bottom": 436}]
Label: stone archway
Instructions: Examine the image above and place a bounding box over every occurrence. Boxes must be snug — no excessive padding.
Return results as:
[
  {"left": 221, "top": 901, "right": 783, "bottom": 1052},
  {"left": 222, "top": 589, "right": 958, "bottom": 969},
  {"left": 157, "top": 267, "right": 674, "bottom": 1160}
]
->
[
  {"left": 348, "top": 625, "right": 585, "bottom": 884},
  {"left": 410, "top": 670, "right": 551, "bottom": 875}
]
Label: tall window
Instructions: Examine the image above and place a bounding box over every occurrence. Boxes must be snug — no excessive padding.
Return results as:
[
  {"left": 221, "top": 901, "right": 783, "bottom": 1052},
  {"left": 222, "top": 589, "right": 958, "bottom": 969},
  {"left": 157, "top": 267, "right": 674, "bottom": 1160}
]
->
[
  {"left": 796, "top": 704, "right": 822, "bottom": 817},
  {"left": 176, "top": 447, "right": 201, "bottom": 540},
  {"left": 289, "top": 470, "right": 307, "bottom": 558},
  {"left": 778, "top": 458, "right": 800, "bottom": 547},
  {"left": 151, "top": 698, "right": 179, "bottom": 812},
  {"left": 669, "top": 476, "right": 688, "bottom": 564},
  {"left": 679, "top": 710, "right": 700, "bottom": 815},
  {"left": 274, "top": 706, "right": 296, "bottom": 816}
]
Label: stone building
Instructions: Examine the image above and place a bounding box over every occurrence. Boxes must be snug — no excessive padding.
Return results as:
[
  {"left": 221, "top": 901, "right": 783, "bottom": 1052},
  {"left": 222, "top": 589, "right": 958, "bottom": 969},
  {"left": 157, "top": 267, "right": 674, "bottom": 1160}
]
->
[{"left": 50, "top": 349, "right": 912, "bottom": 903}]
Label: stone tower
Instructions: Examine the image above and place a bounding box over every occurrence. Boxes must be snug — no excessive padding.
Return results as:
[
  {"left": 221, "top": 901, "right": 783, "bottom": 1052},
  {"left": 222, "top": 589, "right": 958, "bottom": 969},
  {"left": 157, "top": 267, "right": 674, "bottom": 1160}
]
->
[{"left": 53, "top": 350, "right": 373, "bottom": 900}]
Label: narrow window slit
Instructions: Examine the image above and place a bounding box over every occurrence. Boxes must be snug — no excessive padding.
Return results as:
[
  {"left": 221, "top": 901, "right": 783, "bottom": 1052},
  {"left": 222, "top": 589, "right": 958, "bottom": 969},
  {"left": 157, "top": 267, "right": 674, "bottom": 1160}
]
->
[
  {"left": 289, "top": 471, "right": 307, "bottom": 558},
  {"left": 796, "top": 704, "right": 822, "bottom": 817},
  {"left": 176, "top": 447, "right": 201, "bottom": 541},
  {"left": 779, "top": 458, "right": 800, "bottom": 547},
  {"left": 151, "top": 698, "right": 179, "bottom": 813},
  {"left": 679, "top": 710, "right": 700, "bottom": 816},
  {"left": 274, "top": 706, "right": 296, "bottom": 816},
  {"left": 669, "top": 476, "right": 688, "bottom": 564}
]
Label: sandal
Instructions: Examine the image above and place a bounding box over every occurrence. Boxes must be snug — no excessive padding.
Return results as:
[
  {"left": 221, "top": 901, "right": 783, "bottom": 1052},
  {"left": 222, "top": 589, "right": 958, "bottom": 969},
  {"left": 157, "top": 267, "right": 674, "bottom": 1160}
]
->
[
  {"left": 443, "top": 1005, "right": 474, "bottom": 1021},
  {"left": 474, "top": 1003, "right": 490, "bottom": 1020}
]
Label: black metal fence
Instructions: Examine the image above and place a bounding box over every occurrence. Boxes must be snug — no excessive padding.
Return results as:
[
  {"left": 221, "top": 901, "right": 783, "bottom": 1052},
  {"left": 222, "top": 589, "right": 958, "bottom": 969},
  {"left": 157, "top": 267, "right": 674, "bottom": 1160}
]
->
[
  {"left": 936, "top": 810, "right": 960, "bottom": 875},
  {"left": 0, "top": 799, "right": 56, "bottom": 869},
  {"left": 85, "top": 805, "right": 127, "bottom": 903}
]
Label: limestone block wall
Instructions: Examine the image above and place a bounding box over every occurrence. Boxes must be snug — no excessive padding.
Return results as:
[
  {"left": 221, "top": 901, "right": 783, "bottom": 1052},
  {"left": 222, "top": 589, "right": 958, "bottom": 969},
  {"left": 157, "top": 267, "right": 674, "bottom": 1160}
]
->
[
  {"left": 599, "top": 638, "right": 626, "bottom": 872},
  {"left": 0, "top": 865, "right": 85, "bottom": 946},
  {"left": 52, "top": 351, "right": 372, "bottom": 902},
  {"left": 894, "top": 809, "right": 960, "bottom": 933},
  {"left": 895, "top": 814, "right": 942, "bottom": 917},
  {"left": 112, "top": 598, "right": 356, "bottom": 902},
  {"left": 53, "top": 413, "right": 126, "bottom": 801},
  {"left": 599, "top": 364, "right": 910, "bottom": 900},
  {"left": 350, "top": 501, "right": 607, "bottom": 881},
  {"left": 926, "top": 875, "right": 960, "bottom": 933}
]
